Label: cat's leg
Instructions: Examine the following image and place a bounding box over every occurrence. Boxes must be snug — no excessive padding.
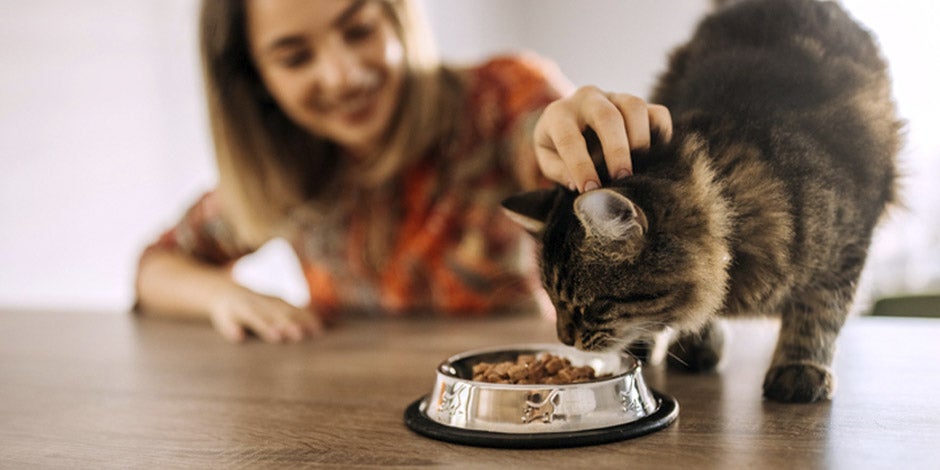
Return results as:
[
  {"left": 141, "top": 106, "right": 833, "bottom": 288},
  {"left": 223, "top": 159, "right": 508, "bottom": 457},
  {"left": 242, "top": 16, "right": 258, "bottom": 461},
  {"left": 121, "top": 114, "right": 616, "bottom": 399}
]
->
[
  {"left": 763, "top": 290, "right": 848, "bottom": 403},
  {"left": 624, "top": 328, "right": 673, "bottom": 366},
  {"left": 624, "top": 341, "right": 654, "bottom": 364},
  {"left": 667, "top": 317, "right": 726, "bottom": 372}
]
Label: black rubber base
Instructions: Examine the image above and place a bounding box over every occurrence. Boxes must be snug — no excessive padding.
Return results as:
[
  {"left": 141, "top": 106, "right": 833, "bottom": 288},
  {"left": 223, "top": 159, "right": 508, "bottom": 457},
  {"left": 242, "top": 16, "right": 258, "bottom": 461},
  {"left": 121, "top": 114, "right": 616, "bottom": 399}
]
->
[{"left": 403, "top": 390, "right": 678, "bottom": 449}]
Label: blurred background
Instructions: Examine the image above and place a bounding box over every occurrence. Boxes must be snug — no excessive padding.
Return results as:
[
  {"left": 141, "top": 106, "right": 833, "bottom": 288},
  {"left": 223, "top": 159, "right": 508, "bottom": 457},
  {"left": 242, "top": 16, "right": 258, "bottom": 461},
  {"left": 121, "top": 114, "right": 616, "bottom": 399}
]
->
[{"left": 1, "top": 0, "right": 937, "bottom": 313}]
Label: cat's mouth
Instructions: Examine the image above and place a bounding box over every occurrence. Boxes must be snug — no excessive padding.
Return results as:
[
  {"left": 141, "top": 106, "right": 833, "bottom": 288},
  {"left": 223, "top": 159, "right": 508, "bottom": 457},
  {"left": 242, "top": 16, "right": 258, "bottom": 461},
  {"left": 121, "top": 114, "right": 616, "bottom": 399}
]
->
[
  {"left": 573, "top": 329, "right": 631, "bottom": 352},
  {"left": 574, "top": 332, "right": 614, "bottom": 352}
]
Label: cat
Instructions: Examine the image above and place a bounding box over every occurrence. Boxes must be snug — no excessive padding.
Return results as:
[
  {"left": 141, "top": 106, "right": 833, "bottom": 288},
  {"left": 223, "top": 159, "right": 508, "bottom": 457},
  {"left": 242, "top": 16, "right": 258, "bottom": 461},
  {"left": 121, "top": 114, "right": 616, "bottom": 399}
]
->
[{"left": 502, "top": 0, "right": 901, "bottom": 403}]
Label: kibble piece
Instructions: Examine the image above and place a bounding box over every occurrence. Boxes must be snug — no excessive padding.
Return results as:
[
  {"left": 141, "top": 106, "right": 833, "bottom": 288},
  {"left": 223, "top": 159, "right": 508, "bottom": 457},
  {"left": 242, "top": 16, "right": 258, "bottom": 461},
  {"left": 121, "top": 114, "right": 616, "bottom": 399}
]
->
[
  {"left": 516, "top": 354, "right": 536, "bottom": 364},
  {"left": 544, "top": 356, "right": 564, "bottom": 374}
]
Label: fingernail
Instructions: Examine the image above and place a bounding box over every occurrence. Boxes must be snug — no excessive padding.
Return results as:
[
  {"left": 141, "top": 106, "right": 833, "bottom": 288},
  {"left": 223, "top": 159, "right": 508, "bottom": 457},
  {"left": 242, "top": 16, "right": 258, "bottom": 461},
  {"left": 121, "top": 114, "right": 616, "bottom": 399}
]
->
[
  {"left": 615, "top": 169, "right": 632, "bottom": 179},
  {"left": 567, "top": 182, "right": 577, "bottom": 191},
  {"left": 584, "top": 180, "right": 600, "bottom": 192}
]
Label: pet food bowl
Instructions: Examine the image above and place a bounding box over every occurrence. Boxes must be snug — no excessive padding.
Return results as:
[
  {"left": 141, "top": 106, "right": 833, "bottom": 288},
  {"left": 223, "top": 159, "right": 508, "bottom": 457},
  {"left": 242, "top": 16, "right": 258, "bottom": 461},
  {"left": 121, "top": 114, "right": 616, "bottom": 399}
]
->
[{"left": 404, "top": 343, "right": 678, "bottom": 448}]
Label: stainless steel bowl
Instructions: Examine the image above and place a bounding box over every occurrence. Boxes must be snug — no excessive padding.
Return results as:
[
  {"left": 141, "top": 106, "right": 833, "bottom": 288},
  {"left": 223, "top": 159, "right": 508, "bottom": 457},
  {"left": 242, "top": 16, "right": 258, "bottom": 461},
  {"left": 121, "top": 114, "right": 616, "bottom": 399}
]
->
[{"left": 405, "top": 343, "right": 678, "bottom": 447}]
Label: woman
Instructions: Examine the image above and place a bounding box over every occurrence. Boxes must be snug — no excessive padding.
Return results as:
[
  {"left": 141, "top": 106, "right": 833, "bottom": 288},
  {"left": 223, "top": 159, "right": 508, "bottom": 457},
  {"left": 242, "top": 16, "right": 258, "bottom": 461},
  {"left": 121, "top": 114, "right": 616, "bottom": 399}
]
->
[{"left": 135, "top": 0, "right": 672, "bottom": 342}]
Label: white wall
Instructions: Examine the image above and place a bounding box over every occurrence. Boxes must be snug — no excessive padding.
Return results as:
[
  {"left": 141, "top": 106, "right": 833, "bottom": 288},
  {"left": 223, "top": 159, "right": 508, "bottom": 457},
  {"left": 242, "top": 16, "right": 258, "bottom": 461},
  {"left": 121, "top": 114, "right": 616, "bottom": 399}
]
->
[
  {"left": 1, "top": 0, "right": 936, "bottom": 312},
  {"left": 423, "top": 0, "right": 707, "bottom": 90},
  {"left": 1, "top": 0, "right": 215, "bottom": 311},
  {"left": 841, "top": 0, "right": 940, "bottom": 298}
]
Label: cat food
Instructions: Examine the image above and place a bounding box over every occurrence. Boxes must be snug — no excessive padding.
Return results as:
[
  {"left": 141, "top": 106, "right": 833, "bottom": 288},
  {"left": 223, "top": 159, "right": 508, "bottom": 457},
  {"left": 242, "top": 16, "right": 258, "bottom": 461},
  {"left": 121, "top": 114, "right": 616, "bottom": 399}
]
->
[{"left": 472, "top": 353, "right": 611, "bottom": 384}]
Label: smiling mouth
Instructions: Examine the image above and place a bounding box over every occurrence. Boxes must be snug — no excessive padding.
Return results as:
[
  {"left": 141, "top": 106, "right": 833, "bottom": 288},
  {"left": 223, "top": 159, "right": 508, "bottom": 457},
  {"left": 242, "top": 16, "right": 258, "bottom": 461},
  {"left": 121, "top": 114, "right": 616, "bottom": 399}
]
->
[
  {"left": 340, "top": 88, "right": 380, "bottom": 117},
  {"left": 315, "top": 74, "right": 384, "bottom": 119}
]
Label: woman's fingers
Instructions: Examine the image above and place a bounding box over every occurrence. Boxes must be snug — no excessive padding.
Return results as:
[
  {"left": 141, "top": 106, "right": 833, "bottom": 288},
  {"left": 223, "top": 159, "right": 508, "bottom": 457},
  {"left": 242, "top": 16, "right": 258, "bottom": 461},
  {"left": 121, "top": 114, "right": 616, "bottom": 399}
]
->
[
  {"left": 274, "top": 307, "right": 324, "bottom": 342},
  {"left": 648, "top": 103, "right": 674, "bottom": 145},
  {"left": 211, "top": 290, "right": 324, "bottom": 343},
  {"left": 296, "top": 310, "right": 325, "bottom": 337},
  {"left": 236, "top": 306, "right": 285, "bottom": 343},
  {"left": 211, "top": 310, "right": 247, "bottom": 343},
  {"left": 258, "top": 300, "right": 324, "bottom": 343},
  {"left": 536, "top": 103, "right": 597, "bottom": 191},
  {"left": 533, "top": 137, "right": 573, "bottom": 189},
  {"left": 587, "top": 92, "right": 640, "bottom": 180},
  {"left": 277, "top": 320, "right": 304, "bottom": 342},
  {"left": 534, "top": 86, "right": 673, "bottom": 192}
]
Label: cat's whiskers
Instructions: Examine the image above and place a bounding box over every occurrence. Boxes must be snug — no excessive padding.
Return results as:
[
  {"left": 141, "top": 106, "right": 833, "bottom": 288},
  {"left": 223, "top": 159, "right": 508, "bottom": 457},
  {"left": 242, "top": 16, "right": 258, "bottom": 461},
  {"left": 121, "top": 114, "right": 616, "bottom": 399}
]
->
[{"left": 665, "top": 350, "right": 690, "bottom": 368}]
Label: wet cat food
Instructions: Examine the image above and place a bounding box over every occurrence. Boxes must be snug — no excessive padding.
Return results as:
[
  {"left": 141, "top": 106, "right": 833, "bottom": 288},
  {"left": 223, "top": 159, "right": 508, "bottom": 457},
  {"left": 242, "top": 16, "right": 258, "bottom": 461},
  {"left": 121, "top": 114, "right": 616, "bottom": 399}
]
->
[{"left": 472, "top": 353, "right": 610, "bottom": 384}]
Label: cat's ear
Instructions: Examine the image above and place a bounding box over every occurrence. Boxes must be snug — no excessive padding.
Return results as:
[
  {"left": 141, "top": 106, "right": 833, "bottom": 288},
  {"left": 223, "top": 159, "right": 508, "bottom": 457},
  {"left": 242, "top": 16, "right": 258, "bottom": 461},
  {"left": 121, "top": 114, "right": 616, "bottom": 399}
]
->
[
  {"left": 574, "top": 189, "right": 647, "bottom": 261},
  {"left": 501, "top": 189, "right": 557, "bottom": 235}
]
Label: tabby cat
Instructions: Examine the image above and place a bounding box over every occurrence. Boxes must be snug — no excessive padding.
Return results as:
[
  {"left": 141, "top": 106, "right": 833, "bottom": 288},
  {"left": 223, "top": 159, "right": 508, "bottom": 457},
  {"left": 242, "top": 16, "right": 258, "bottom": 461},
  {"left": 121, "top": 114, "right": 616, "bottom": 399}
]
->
[{"left": 502, "top": 0, "right": 901, "bottom": 403}]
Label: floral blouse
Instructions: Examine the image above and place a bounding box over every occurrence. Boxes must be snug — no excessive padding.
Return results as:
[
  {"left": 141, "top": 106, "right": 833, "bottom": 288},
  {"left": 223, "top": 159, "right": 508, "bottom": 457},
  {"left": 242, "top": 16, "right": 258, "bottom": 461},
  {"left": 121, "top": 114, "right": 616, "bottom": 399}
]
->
[{"left": 140, "top": 54, "right": 568, "bottom": 318}]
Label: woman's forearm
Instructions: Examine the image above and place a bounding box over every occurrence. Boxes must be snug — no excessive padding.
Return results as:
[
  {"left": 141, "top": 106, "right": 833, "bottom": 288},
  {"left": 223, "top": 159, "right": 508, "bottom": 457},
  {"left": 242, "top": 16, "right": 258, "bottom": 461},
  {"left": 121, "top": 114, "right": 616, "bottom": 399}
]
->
[{"left": 135, "top": 250, "right": 240, "bottom": 320}]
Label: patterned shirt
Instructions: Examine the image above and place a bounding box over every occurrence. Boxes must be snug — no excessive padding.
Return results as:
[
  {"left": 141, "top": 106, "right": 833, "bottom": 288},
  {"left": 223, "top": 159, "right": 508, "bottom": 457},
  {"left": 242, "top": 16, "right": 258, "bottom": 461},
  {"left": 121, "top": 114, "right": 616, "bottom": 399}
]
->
[{"left": 140, "top": 55, "right": 567, "bottom": 318}]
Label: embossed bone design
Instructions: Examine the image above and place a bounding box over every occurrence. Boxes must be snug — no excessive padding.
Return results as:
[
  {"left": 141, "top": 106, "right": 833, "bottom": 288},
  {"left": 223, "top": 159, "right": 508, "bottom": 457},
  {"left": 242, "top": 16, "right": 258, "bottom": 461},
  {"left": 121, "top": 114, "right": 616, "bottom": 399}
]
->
[
  {"left": 439, "top": 382, "right": 469, "bottom": 418},
  {"left": 618, "top": 377, "right": 644, "bottom": 413},
  {"left": 523, "top": 389, "right": 562, "bottom": 424}
]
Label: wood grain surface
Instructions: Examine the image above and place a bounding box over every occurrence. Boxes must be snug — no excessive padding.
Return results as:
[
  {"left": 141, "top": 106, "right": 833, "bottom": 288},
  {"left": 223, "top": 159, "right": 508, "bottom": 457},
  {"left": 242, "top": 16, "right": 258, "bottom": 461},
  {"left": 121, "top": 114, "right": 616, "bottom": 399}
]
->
[{"left": 1, "top": 309, "right": 938, "bottom": 469}]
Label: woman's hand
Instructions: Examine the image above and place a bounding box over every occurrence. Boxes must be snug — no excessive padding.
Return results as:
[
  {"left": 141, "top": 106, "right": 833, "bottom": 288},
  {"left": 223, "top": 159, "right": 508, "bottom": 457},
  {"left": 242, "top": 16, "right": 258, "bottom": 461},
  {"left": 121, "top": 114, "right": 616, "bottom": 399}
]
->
[
  {"left": 534, "top": 86, "right": 672, "bottom": 192},
  {"left": 209, "top": 286, "right": 324, "bottom": 343}
]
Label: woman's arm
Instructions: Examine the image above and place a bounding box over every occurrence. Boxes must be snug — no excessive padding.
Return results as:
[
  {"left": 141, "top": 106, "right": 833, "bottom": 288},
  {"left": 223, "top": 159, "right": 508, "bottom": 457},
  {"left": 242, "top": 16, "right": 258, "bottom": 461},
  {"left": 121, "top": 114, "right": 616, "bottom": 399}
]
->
[
  {"left": 134, "top": 191, "right": 322, "bottom": 343},
  {"left": 135, "top": 250, "right": 322, "bottom": 343}
]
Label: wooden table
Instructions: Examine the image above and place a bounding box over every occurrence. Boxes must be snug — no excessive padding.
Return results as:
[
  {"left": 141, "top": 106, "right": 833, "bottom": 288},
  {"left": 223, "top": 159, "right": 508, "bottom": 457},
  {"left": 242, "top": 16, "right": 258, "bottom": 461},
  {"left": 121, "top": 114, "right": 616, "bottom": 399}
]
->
[{"left": 1, "top": 309, "right": 938, "bottom": 469}]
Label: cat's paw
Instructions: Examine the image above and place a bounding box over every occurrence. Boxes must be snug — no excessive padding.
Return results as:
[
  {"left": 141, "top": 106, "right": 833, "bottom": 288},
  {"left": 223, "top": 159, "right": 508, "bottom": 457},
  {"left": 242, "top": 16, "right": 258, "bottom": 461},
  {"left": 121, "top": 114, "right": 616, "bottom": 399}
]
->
[
  {"left": 667, "top": 321, "right": 725, "bottom": 372},
  {"left": 668, "top": 340, "right": 722, "bottom": 372},
  {"left": 762, "top": 363, "right": 835, "bottom": 403},
  {"left": 623, "top": 330, "right": 673, "bottom": 366}
]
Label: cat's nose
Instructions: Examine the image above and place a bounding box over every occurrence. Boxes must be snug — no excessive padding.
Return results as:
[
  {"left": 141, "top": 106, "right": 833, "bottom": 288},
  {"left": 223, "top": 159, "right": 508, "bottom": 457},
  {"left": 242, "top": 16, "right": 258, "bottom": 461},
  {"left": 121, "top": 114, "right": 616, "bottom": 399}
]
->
[{"left": 557, "top": 322, "right": 576, "bottom": 346}]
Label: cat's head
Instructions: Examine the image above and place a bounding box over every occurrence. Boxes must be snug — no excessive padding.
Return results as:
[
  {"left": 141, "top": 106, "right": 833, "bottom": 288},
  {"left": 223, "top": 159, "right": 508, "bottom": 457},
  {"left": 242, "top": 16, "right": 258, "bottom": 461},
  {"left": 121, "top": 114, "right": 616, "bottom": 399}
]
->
[{"left": 503, "top": 144, "right": 730, "bottom": 352}]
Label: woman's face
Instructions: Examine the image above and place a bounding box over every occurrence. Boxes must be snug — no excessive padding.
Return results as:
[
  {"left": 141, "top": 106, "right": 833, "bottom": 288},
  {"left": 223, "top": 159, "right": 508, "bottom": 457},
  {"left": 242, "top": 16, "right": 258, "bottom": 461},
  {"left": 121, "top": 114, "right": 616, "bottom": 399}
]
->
[{"left": 247, "top": 0, "right": 405, "bottom": 157}]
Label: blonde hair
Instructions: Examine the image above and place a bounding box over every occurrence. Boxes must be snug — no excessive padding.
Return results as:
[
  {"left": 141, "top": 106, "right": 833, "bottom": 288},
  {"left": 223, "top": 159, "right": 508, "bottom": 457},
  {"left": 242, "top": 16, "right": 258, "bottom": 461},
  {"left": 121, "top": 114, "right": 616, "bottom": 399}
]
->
[{"left": 199, "top": 0, "right": 462, "bottom": 247}]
